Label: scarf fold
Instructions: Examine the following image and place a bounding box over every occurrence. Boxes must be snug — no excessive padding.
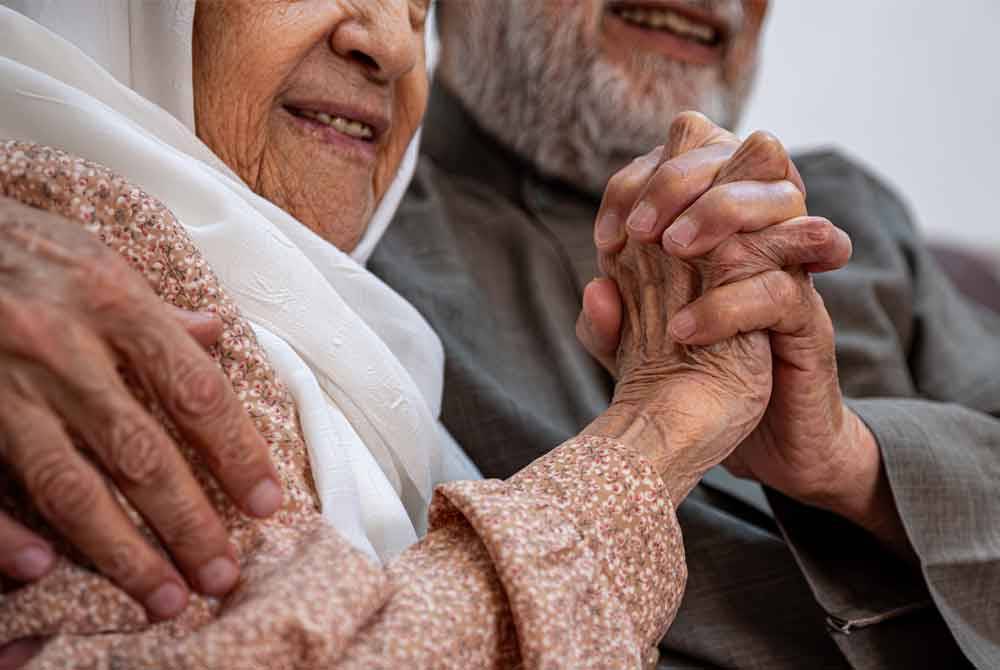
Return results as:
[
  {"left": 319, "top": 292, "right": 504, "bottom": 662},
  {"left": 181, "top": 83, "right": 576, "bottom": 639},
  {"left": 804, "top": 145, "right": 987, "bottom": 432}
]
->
[{"left": 0, "top": 1, "right": 473, "bottom": 563}]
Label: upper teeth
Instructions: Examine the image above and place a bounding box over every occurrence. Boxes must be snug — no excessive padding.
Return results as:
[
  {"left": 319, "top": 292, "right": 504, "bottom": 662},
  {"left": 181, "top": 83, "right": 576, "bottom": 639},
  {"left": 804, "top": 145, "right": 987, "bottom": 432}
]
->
[
  {"left": 298, "top": 109, "right": 374, "bottom": 140},
  {"left": 616, "top": 6, "right": 718, "bottom": 43}
]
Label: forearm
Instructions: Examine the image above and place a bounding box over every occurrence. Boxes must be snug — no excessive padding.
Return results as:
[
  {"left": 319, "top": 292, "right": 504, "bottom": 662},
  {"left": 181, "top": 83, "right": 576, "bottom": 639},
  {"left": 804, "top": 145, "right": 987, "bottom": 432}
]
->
[{"left": 341, "top": 434, "right": 686, "bottom": 668}]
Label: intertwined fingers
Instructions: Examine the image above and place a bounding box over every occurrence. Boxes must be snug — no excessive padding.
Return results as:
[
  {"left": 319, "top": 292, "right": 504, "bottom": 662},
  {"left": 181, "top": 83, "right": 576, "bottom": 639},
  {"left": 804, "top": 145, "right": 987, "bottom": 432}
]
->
[{"left": 581, "top": 112, "right": 848, "bottom": 368}]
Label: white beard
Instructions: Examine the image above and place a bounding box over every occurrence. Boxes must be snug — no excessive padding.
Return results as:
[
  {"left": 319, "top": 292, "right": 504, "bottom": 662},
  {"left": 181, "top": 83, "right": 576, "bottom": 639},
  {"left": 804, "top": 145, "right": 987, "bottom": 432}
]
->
[{"left": 438, "top": 2, "right": 754, "bottom": 195}]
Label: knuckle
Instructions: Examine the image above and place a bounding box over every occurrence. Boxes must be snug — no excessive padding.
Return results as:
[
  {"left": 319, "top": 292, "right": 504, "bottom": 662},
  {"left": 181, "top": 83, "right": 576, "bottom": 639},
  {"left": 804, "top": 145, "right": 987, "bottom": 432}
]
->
[
  {"left": 26, "top": 452, "right": 100, "bottom": 530},
  {"left": 96, "top": 541, "right": 149, "bottom": 589},
  {"left": 670, "top": 110, "right": 702, "bottom": 131},
  {"left": 803, "top": 218, "right": 835, "bottom": 249},
  {"left": 747, "top": 130, "right": 787, "bottom": 160},
  {"left": 714, "top": 238, "right": 748, "bottom": 268},
  {"left": 0, "top": 296, "right": 58, "bottom": 358},
  {"left": 607, "top": 165, "right": 648, "bottom": 202},
  {"left": 75, "top": 253, "right": 145, "bottom": 317},
  {"left": 171, "top": 358, "right": 230, "bottom": 422},
  {"left": 120, "top": 322, "right": 168, "bottom": 365},
  {"left": 778, "top": 179, "right": 806, "bottom": 206},
  {"left": 668, "top": 111, "right": 708, "bottom": 143},
  {"left": 658, "top": 161, "right": 688, "bottom": 192},
  {"left": 107, "top": 415, "right": 169, "bottom": 488},
  {"left": 158, "top": 498, "right": 218, "bottom": 552},
  {"left": 758, "top": 271, "right": 797, "bottom": 307},
  {"left": 649, "top": 164, "right": 691, "bottom": 209},
  {"left": 210, "top": 416, "right": 258, "bottom": 470},
  {"left": 747, "top": 233, "right": 793, "bottom": 269},
  {"left": 606, "top": 166, "right": 631, "bottom": 192},
  {"left": 712, "top": 239, "right": 752, "bottom": 277},
  {"left": 703, "top": 239, "right": 754, "bottom": 286},
  {"left": 713, "top": 186, "right": 751, "bottom": 230}
]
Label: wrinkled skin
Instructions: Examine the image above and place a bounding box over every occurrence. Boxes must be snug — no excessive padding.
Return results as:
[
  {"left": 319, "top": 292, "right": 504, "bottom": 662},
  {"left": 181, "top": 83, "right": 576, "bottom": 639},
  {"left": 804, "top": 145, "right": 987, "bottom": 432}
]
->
[
  {"left": 580, "top": 113, "right": 910, "bottom": 557},
  {"left": 194, "top": 0, "right": 430, "bottom": 251},
  {"left": 0, "top": 198, "right": 277, "bottom": 619},
  {"left": 0, "top": 0, "right": 431, "bottom": 623},
  {"left": 589, "top": 112, "right": 850, "bottom": 501},
  {"left": 598, "top": 232, "right": 773, "bottom": 503}
]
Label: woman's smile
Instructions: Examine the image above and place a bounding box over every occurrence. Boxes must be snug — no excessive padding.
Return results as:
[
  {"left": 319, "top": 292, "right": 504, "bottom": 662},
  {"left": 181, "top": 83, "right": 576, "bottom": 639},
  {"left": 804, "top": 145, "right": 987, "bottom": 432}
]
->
[{"left": 282, "top": 98, "right": 390, "bottom": 163}]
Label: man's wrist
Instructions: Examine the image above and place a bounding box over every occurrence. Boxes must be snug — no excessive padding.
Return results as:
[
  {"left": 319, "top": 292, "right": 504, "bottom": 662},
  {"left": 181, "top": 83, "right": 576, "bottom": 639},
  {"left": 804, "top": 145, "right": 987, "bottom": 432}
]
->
[
  {"left": 809, "top": 409, "right": 917, "bottom": 560},
  {"left": 811, "top": 411, "right": 883, "bottom": 522}
]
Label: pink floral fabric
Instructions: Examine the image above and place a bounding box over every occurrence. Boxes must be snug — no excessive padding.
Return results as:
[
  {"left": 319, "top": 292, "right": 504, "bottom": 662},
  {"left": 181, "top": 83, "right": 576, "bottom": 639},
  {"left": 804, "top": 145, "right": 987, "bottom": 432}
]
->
[{"left": 0, "top": 142, "right": 686, "bottom": 670}]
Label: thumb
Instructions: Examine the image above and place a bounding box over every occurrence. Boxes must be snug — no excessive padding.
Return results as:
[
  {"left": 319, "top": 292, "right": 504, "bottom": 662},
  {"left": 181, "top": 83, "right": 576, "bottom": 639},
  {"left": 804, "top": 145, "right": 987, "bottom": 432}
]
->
[{"left": 576, "top": 278, "right": 623, "bottom": 376}]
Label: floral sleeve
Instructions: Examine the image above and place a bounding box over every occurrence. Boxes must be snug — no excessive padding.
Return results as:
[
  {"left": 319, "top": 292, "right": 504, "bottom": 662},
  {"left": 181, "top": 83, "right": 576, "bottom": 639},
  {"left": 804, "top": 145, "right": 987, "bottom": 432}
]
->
[{"left": 0, "top": 142, "right": 685, "bottom": 670}]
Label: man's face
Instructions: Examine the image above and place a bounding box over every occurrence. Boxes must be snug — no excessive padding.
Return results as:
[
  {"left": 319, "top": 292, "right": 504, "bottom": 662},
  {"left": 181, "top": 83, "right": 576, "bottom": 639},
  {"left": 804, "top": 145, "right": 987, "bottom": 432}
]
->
[{"left": 438, "top": 0, "right": 768, "bottom": 193}]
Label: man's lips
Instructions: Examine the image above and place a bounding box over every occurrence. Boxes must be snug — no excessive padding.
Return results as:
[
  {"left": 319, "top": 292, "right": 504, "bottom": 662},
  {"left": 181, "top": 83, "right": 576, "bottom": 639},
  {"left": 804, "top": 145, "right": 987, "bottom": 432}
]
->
[{"left": 605, "top": 1, "right": 728, "bottom": 65}]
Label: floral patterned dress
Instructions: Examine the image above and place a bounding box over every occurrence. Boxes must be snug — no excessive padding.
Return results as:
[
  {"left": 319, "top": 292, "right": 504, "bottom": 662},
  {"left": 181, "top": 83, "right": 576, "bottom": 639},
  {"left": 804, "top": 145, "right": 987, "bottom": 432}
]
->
[{"left": 0, "top": 141, "right": 686, "bottom": 670}]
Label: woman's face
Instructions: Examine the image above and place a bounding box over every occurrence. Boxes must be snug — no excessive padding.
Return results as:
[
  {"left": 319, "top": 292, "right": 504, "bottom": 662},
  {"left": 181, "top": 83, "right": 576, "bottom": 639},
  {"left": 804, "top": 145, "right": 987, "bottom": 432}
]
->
[{"left": 193, "top": 1, "right": 430, "bottom": 252}]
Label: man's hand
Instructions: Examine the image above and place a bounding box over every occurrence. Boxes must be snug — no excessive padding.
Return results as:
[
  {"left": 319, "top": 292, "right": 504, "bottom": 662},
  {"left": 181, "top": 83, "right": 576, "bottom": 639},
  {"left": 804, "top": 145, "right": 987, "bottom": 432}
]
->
[
  {"left": 578, "top": 113, "right": 912, "bottom": 556},
  {"left": 578, "top": 113, "right": 849, "bottom": 372},
  {"left": 0, "top": 197, "right": 283, "bottom": 620}
]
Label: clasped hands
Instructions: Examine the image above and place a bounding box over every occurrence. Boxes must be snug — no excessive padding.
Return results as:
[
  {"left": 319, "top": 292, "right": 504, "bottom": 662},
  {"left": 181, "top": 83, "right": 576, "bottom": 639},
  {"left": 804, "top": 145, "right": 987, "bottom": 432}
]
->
[
  {"left": 0, "top": 113, "right": 905, "bottom": 628},
  {"left": 580, "top": 113, "right": 891, "bottom": 535}
]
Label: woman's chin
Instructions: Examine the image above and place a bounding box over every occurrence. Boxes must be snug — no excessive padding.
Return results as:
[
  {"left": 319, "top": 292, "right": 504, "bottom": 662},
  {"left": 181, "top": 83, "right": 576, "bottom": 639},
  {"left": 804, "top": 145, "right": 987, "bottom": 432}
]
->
[
  {"left": 257, "top": 124, "right": 377, "bottom": 251},
  {"left": 289, "top": 194, "right": 373, "bottom": 252}
]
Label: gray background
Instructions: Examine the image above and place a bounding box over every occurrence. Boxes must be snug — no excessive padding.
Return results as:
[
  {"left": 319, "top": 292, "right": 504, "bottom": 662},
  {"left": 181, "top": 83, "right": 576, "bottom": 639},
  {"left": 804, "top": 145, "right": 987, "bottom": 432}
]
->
[{"left": 742, "top": 0, "right": 1000, "bottom": 254}]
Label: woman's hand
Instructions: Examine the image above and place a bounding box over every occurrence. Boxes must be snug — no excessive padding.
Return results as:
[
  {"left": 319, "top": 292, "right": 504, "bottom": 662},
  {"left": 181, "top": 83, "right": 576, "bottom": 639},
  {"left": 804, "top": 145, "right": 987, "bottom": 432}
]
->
[{"left": 0, "top": 196, "right": 282, "bottom": 620}]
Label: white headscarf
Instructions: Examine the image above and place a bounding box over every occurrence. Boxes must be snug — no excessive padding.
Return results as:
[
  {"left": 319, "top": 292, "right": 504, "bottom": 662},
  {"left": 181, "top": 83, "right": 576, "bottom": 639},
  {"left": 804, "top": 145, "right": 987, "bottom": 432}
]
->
[{"left": 0, "top": 0, "right": 476, "bottom": 563}]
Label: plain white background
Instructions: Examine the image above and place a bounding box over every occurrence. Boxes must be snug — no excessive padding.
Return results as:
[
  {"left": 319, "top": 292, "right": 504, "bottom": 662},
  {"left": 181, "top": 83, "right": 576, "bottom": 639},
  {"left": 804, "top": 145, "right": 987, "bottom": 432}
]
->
[{"left": 741, "top": 1, "right": 1000, "bottom": 254}]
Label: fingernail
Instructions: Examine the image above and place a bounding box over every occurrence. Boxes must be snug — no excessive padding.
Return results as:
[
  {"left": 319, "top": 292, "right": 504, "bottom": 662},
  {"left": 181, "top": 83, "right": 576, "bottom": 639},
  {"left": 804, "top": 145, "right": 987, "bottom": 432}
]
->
[
  {"left": 665, "top": 215, "right": 698, "bottom": 248},
  {"left": 670, "top": 312, "right": 697, "bottom": 340},
  {"left": 12, "top": 546, "right": 54, "bottom": 580},
  {"left": 595, "top": 212, "right": 622, "bottom": 246},
  {"left": 197, "top": 556, "right": 239, "bottom": 595},
  {"left": 145, "top": 582, "right": 187, "bottom": 620},
  {"left": 626, "top": 201, "right": 658, "bottom": 234},
  {"left": 245, "top": 479, "right": 283, "bottom": 518}
]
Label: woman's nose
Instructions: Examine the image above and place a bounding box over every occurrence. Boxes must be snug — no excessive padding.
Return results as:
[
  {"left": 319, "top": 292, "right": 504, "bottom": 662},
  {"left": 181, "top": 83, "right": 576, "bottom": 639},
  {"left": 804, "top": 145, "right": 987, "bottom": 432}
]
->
[{"left": 329, "top": 1, "right": 419, "bottom": 83}]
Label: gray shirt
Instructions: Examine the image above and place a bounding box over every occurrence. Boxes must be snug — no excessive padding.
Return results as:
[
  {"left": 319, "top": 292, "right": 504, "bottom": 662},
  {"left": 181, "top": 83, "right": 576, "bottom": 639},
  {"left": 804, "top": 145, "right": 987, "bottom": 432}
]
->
[{"left": 371, "top": 87, "right": 1000, "bottom": 669}]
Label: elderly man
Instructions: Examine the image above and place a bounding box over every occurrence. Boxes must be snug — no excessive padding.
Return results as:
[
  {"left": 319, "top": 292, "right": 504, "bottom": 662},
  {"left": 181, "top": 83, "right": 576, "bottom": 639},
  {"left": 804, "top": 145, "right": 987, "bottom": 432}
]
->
[{"left": 368, "top": 1, "right": 1000, "bottom": 668}]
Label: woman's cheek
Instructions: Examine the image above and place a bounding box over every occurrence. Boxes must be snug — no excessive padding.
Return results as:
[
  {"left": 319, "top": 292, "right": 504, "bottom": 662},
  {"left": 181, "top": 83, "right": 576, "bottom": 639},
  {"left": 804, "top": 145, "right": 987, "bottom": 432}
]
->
[{"left": 374, "top": 57, "right": 429, "bottom": 202}]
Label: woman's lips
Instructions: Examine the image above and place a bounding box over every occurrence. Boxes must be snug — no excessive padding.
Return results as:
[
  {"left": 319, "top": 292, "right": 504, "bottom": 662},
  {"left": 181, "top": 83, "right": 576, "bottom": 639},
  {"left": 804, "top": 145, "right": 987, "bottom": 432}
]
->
[
  {"left": 294, "top": 108, "right": 375, "bottom": 140},
  {"left": 605, "top": 2, "right": 727, "bottom": 66},
  {"left": 283, "top": 102, "right": 388, "bottom": 162}
]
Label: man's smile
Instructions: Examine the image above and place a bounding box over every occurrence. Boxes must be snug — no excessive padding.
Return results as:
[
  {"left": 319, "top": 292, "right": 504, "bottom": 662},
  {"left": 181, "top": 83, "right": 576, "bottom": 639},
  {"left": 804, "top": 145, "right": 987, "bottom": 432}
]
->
[{"left": 605, "top": 1, "right": 728, "bottom": 65}]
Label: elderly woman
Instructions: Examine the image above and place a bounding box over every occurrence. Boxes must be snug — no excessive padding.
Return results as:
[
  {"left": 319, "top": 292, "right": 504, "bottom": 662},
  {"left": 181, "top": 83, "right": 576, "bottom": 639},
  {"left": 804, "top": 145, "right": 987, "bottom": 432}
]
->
[{"left": 0, "top": 1, "right": 848, "bottom": 669}]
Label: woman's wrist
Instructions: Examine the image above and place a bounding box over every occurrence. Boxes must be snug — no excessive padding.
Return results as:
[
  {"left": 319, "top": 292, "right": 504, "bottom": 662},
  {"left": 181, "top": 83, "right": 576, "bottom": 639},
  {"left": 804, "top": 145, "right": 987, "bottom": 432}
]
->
[{"left": 583, "top": 399, "right": 708, "bottom": 506}]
